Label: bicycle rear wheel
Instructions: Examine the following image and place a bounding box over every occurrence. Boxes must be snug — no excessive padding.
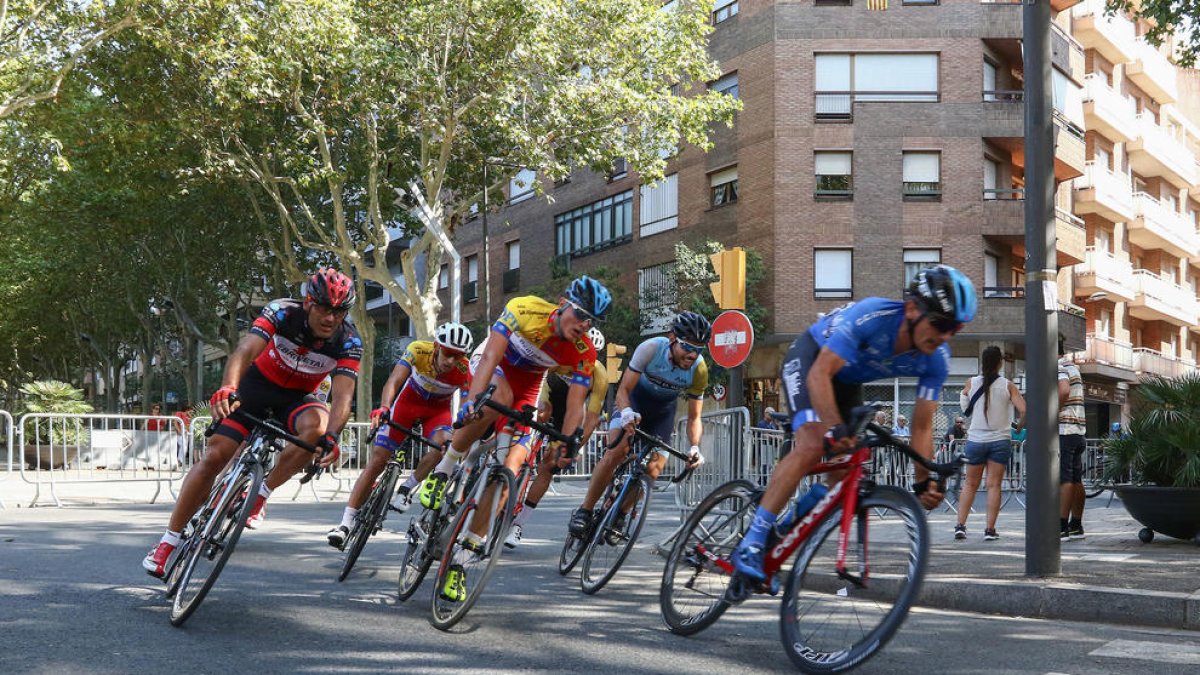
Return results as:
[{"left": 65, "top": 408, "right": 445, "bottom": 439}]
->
[
  {"left": 397, "top": 507, "right": 440, "bottom": 601},
  {"left": 580, "top": 473, "right": 653, "bottom": 595},
  {"left": 429, "top": 467, "right": 516, "bottom": 630},
  {"left": 659, "top": 479, "right": 756, "bottom": 636},
  {"left": 170, "top": 463, "right": 262, "bottom": 626},
  {"left": 338, "top": 467, "right": 398, "bottom": 582},
  {"left": 780, "top": 485, "right": 928, "bottom": 673}
]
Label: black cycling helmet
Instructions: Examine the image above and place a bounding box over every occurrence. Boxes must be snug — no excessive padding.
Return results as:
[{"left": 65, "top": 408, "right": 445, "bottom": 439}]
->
[
  {"left": 307, "top": 268, "right": 356, "bottom": 309},
  {"left": 564, "top": 275, "right": 612, "bottom": 321},
  {"left": 904, "top": 265, "right": 977, "bottom": 324},
  {"left": 671, "top": 311, "right": 712, "bottom": 344}
]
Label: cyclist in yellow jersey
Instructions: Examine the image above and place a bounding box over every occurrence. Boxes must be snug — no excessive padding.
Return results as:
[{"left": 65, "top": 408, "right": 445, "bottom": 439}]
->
[
  {"left": 505, "top": 328, "right": 609, "bottom": 549},
  {"left": 424, "top": 276, "right": 610, "bottom": 602}
]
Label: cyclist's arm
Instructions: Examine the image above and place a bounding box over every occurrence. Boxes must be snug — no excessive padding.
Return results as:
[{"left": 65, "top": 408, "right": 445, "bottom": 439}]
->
[
  {"left": 561, "top": 382, "right": 588, "bottom": 438},
  {"left": 910, "top": 398, "right": 938, "bottom": 470},
  {"left": 220, "top": 333, "right": 268, "bottom": 389},
  {"left": 613, "top": 368, "right": 639, "bottom": 412},
  {"left": 325, "top": 373, "right": 356, "bottom": 436},
  {"left": 581, "top": 410, "right": 601, "bottom": 445},
  {"left": 377, "top": 361, "right": 412, "bottom": 410},
  {"left": 468, "top": 331, "right": 508, "bottom": 400},
  {"left": 684, "top": 397, "right": 703, "bottom": 448},
  {"left": 805, "top": 347, "right": 851, "bottom": 447}
]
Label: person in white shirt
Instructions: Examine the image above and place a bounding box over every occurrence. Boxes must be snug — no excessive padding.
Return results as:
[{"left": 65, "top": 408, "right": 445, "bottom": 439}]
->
[
  {"left": 953, "top": 346, "right": 1025, "bottom": 541},
  {"left": 891, "top": 414, "right": 911, "bottom": 438}
]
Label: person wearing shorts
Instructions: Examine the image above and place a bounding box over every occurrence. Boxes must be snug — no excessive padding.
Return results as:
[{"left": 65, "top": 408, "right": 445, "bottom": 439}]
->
[{"left": 1058, "top": 336, "right": 1087, "bottom": 540}]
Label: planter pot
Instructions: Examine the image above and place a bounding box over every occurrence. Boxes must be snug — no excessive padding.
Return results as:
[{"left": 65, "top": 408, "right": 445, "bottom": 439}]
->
[
  {"left": 1115, "top": 485, "right": 1200, "bottom": 542},
  {"left": 23, "top": 444, "right": 81, "bottom": 470}
]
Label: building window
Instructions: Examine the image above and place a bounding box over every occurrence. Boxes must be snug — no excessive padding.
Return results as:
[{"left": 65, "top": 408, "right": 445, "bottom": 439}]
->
[
  {"left": 709, "top": 166, "right": 739, "bottom": 207},
  {"left": 711, "top": 71, "right": 739, "bottom": 99},
  {"left": 815, "top": 53, "right": 939, "bottom": 119},
  {"left": 506, "top": 241, "right": 520, "bottom": 270},
  {"left": 815, "top": 151, "right": 852, "bottom": 198},
  {"left": 713, "top": 0, "right": 739, "bottom": 24},
  {"left": 902, "top": 152, "right": 941, "bottom": 199},
  {"left": 814, "top": 249, "right": 853, "bottom": 299},
  {"left": 509, "top": 168, "right": 536, "bottom": 204},
  {"left": 438, "top": 264, "right": 449, "bottom": 290},
  {"left": 983, "top": 252, "right": 1010, "bottom": 297},
  {"left": 464, "top": 255, "right": 479, "bottom": 303},
  {"left": 815, "top": 0, "right": 852, "bottom": 5},
  {"left": 608, "top": 158, "right": 628, "bottom": 181},
  {"left": 554, "top": 190, "right": 634, "bottom": 257},
  {"left": 639, "top": 262, "right": 678, "bottom": 335},
  {"left": 466, "top": 255, "right": 479, "bottom": 284},
  {"left": 640, "top": 173, "right": 679, "bottom": 237},
  {"left": 903, "top": 249, "right": 941, "bottom": 287}
]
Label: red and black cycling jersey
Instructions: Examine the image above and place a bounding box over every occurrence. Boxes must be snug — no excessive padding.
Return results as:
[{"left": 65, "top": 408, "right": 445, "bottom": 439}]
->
[{"left": 247, "top": 298, "right": 363, "bottom": 393}]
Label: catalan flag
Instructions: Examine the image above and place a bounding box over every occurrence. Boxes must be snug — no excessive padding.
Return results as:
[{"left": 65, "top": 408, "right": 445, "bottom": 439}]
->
[{"left": 867, "top": 0, "right": 888, "bottom": 10}]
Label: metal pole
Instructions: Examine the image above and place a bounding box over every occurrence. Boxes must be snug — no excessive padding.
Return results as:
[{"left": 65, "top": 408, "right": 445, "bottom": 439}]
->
[
  {"left": 1023, "top": 0, "right": 1061, "bottom": 577},
  {"left": 483, "top": 164, "right": 492, "bottom": 321}
]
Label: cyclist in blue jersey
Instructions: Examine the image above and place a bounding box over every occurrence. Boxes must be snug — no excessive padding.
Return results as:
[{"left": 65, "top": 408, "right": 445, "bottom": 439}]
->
[
  {"left": 568, "top": 311, "right": 710, "bottom": 537},
  {"left": 731, "top": 265, "right": 977, "bottom": 581}
]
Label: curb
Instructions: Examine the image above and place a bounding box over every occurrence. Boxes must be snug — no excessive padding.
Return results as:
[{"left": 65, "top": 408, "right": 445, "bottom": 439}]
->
[{"left": 918, "top": 576, "right": 1200, "bottom": 631}]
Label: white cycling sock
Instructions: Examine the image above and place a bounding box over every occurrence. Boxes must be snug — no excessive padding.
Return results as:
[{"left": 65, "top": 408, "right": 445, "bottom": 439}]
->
[
  {"left": 453, "top": 531, "right": 485, "bottom": 564},
  {"left": 514, "top": 502, "right": 537, "bottom": 527},
  {"left": 434, "top": 448, "right": 466, "bottom": 475},
  {"left": 161, "top": 530, "right": 182, "bottom": 547},
  {"left": 340, "top": 507, "right": 357, "bottom": 530},
  {"left": 401, "top": 475, "right": 419, "bottom": 492},
  {"left": 258, "top": 483, "right": 272, "bottom": 498}
]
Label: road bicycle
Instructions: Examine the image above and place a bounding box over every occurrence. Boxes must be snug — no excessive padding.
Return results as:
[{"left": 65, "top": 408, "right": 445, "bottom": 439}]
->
[
  {"left": 659, "top": 405, "right": 962, "bottom": 673},
  {"left": 572, "top": 426, "right": 693, "bottom": 594},
  {"left": 163, "top": 408, "right": 324, "bottom": 627},
  {"left": 334, "top": 419, "right": 445, "bottom": 582},
  {"left": 428, "top": 384, "right": 580, "bottom": 630}
]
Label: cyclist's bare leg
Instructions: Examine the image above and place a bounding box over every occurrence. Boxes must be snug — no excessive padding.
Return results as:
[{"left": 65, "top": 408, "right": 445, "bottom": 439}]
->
[
  {"left": 526, "top": 451, "right": 560, "bottom": 504},
  {"left": 613, "top": 451, "right": 666, "bottom": 514},
  {"left": 347, "top": 445, "right": 393, "bottom": 509},
  {"left": 447, "top": 372, "right": 511, "bottom": 457},
  {"left": 167, "top": 434, "right": 240, "bottom": 532},
  {"left": 758, "top": 422, "right": 824, "bottom": 514},
  {"left": 264, "top": 406, "right": 328, "bottom": 491},
  {"left": 467, "top": 433, "right": 528, "bottom": 539},
  {"left": 581, "top": 428, "right": 629, "bottom": 510}
]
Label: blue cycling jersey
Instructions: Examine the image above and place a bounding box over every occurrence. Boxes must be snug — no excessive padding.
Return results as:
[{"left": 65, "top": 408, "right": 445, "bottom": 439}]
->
[{"left": 807, "top": 297, "right": 949, "bottom": 401}]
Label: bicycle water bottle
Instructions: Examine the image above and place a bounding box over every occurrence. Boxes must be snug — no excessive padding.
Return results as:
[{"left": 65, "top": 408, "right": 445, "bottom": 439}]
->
[{"left": 775, "top": 482, "right": 829, "bottom": 534}]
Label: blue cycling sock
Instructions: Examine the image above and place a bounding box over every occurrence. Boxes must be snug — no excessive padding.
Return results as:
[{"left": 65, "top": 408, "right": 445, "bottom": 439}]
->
[{"left": 742, "top": 506, "right": 778, "bottom": 549}]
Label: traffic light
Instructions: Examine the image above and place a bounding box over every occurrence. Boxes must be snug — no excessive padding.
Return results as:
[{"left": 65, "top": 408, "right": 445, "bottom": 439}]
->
[
  {"left": 709, "top": 247, "right": 746, "bottom": 310},
  {"left": 605, "top": 342, "right": 627, "bottom": 383}
]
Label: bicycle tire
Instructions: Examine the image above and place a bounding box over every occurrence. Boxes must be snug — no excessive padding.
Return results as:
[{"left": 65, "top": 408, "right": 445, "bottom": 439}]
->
[
  {"left": 397, "top": 506, "right": 439, "bottom": 601},
  {"left": 170, "top": 462, "right": 262, "bottom": 626},
  {"left": 429, "top": 467, "right": 516, "bottom": 630},
  {"left": 558, "top": 529, "right": 588, "bottom": 576},
  {"left": 338, "top": 467, "right": 399, "bottom": 582},
  {"left": 659, "top": 479, "right": 756, "bottom": 636},
  {"left": 580, "top": 472, "right": 653, "bottom": 595},
  {"left": 780, "top": 485, "right": 929, "bottom": 673}
]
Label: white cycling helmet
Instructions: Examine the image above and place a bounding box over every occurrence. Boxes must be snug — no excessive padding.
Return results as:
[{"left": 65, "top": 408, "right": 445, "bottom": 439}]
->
[
  {"left": 586, "top": 327, "right": 606, "bottom": 352},
  {"left": 434, "top": 321, "right": 473, "bottom": 353}
]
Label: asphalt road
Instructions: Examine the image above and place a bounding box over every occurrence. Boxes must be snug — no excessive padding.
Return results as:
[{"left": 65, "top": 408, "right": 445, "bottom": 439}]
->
[{"left": 2, "top": 492, "right": 1198, "bottom": 674}]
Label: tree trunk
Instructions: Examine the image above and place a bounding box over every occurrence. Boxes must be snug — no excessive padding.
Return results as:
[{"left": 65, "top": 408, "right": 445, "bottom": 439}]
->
[{"left": 351, "top": 307, "right": 376, "bottom": 423}]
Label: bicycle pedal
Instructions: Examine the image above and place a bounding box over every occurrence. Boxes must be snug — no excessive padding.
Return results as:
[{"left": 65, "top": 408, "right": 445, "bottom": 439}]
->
[{"left": 723, "top": 574, "right": 754, "bottom": 605}]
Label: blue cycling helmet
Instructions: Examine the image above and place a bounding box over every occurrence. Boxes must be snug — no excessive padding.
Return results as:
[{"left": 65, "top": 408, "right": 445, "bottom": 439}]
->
[
  {"left": 564, "top": 275, "right": 612, "bottom": 321},
  {"left": 906, "top": 265, "right": 977, "bottom": 324}
]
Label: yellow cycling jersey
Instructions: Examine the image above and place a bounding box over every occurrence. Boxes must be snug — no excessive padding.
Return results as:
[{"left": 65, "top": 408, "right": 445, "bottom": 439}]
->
[
  {"left": 540, "top": 361, "right": 609, "bottom": 416},
  {"left": 492, "top": 296, "right": 597, "bottom": 387},
  {"left": 398, "top": 340, "right": 470, "bottom": 400}
]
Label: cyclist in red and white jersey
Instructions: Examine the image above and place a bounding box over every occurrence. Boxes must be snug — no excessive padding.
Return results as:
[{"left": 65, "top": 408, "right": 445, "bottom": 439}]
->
[{"left": 142, "top": 269, "right": 362, "bottom": 578}]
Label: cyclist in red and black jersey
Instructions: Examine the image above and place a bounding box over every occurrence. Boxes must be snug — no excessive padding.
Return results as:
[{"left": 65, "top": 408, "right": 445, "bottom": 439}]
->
[{"left": 143, "top": 268, "right": 363, "bottom": 578}]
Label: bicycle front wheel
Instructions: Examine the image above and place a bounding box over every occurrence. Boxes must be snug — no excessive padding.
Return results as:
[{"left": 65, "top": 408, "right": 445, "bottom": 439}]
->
[
  {"left": 580, "top": 472, "right": 653, "bottom": 595},
  {"left": 170, "top": 463, "right": 262, "bottom": 626},
  {"left": 338, "top": 467, "right": 398, "bottom": 582},
  {"left": 781, "top": 485, "right": 929, "bottom": 673},
  {"left": 429, "top": 467, "right": 517, "bottom": 630},
  {"left": 397, "top": 507, "right": 439, "bottom": 601},
  {"left": 659, "top": 479, "right": 756, "bottom": 636}
]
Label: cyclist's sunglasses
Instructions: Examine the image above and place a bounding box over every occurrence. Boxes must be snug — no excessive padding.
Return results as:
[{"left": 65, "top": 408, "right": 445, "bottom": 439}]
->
[
  {"left": 675, "top": 339, "right": 706, "bottom": 354},
  {"left": 924, "top": 313, "right": 962, "bottom": 335},
  {"left": 312, "top": 301, "right": 351, "bottom": 318},
  {"left": 565, "top": 300, "right": 604, "bottom": 326}
]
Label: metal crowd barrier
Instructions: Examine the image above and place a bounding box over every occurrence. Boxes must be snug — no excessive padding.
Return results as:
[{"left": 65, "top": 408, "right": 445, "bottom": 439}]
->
[{"left": 1, "top": 410, "right": 12, "bottom": 509}]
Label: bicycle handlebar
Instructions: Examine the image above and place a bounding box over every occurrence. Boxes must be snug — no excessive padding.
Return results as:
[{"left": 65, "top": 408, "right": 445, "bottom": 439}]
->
[
  {"left": 607, "top": 426, "right": 697, "bottom": 484},
  {"left": 382, "top": 418, "right": 449, "bottom": 453},
  {"left": 203, "top": 394, "right": 319, "bottom": 454},
  {"left": 455, "top": 384, "right": 582, "bottom": 451},
  {"left": 863, "top": 420, "right": 963, "bottom": 480}
]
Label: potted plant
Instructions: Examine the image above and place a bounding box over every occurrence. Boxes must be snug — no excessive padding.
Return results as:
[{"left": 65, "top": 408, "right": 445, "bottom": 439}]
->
[
  {"left": 19, "top": 380, "right": 93, "bottom": 469},
  {"left": 1103, "top": 373, "right": 1200, "bottom": 543}
]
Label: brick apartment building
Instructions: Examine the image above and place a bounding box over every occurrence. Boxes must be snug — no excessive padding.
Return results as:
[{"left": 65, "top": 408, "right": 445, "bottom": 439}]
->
[{"left": 366, "top": 0, "right": 1200, "bottom": 436}]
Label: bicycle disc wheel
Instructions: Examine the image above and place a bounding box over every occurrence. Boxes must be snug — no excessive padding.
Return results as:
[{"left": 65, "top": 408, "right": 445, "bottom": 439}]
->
[
  {"left": 170, "top": 463, "right": 262, "bottom": 626},
  {"left": 580, "top": 473, "right": 653, "bottom": 595},
  {"left": 429, "top": 467, "right": 516, "bottom": 630},
  {"left": 338, "top": 468, "right": 397, "bottom": 582},
  {"left": 397, "top": 507, "right": 439, "bottom": 601},
  {"left": 780, "top": 485, "right": 928, "bottom": 673},
  {"left": 659, "top": 479, "right": 756, "bottom": 636}
]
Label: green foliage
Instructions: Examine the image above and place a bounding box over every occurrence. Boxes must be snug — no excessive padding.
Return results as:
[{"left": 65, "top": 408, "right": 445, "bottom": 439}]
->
[
  {"left": 1109, "top": 1, "right": 1200, "bottom": 68},
  {"left": 526, "top": 263, "right": 641, "bottom": 352},
  {"left": 18, "top": 380, "right": 93, "bottom": 415},
  {"left": 1103, "top": 374, "right": 1200, "bottom": 488}
]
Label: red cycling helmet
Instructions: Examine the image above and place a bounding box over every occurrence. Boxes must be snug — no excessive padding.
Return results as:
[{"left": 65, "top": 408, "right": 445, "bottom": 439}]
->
[{"left": 307, "top": 268, "right": 356, "bottom": 308}]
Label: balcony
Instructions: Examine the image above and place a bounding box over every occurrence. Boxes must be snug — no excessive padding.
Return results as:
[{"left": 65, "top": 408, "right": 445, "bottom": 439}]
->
[
  {"left": 1129, "top": 269, "right": 1200, "bottom": 327},
  {"left": 1074, "top": 161, "right": 1135, "bottom": 222},
  {"left": 1126, "top": 39, "right": 1178, "bottom": 104},
  {"left": 1127, "top": 115, "right": 1198, "bottom": 188},
  {"left": 1070, "top": 0, "right": 1136, "bottom": 66},
  {"left": 1073, "top": 246, "right": 1136, "bottom": 302},
  {"left": 1051, "top": 0, "right": 1083, "bottom": 13},
  {"left": 1129, "top": 192, "right": 1200, "bottom": 259},
  {"left": 1056, "top": 208, "right": 1087, "bottom": 265},
  {"left": 982, "top": 189, "right": 1024, "bottom": 236},
  {"left": 1053, "top": 112, "right": 1087, "bottom": 180},
  {"left": 1075, "top": 333, "right": 1136, "bottom": 381},
  {"left": 967, "top": 288, "right": 1086, "bottom": 348},
  {"left": 1081, "top": 74, "right": 1137, "bottom": 142},
  {"left": 1133, "top": 348, "right": 1195, "bottom": 379}
]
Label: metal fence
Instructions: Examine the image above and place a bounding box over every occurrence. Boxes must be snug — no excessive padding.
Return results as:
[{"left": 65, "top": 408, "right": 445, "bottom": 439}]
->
[{"left": 1, "top": 410, "right": 12, "bottom": 509}]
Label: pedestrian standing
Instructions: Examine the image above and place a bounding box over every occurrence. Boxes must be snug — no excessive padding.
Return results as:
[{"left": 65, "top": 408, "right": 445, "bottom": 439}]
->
[
  {"left": 954, "top": 346, "right": 1025, "bottom": 541},
  {"left": 892, "top": 414, "right": 911, "bottom": 438},
  {"left": 1058, "top": 336, "right": 1087, "bottom": 540}
]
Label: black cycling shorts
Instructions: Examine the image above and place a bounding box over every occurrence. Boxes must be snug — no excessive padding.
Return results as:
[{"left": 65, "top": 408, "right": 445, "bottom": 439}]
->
[
  {"left": 780, "top": 332, "right": 863, "bottom": 432},
  {"left": 213, "top": 367, "right": 327, "bottom": 444}
]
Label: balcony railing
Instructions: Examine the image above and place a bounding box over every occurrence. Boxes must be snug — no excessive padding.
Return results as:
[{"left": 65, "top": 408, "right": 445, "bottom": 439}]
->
[
  {"left": 1131, "top": 192, "right": 1200, "bottom": 257},
  {"left": 1078, "top": 333, "right": 1134, "bottom": 371},
  {"left": 983, "top": 89, "right": 1022, "bottom": 102},
  {"left": 1129, "top": 114, "right": 1198, "bottom": 186},
  {"left": 1127, "top": 38, "right": 1179, "bottom": 104},
  {"left": 1074, "top": 161, "right": 1134, "bottom": 220},
  {"left": 1131, "top": 268, "right": 1200, "bottom": 325},
  {"left": 1133, "top": 347, "right": 1195, "bottom": 379},
  {"left": 1076, "top": 245, "right": 1135, "bottom": 294},
  {"left": 1070, "top": 0, "right": 1136, "bottom": 64},
  {"left": 982, "top": 188, "right": 1023, "bottom": 201},
  {"left": 815, "top": 91, "right": 940, "bottom": 121},
  {"left": 1082, "top": 74, "right": 1137, "bottom": 142}
]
